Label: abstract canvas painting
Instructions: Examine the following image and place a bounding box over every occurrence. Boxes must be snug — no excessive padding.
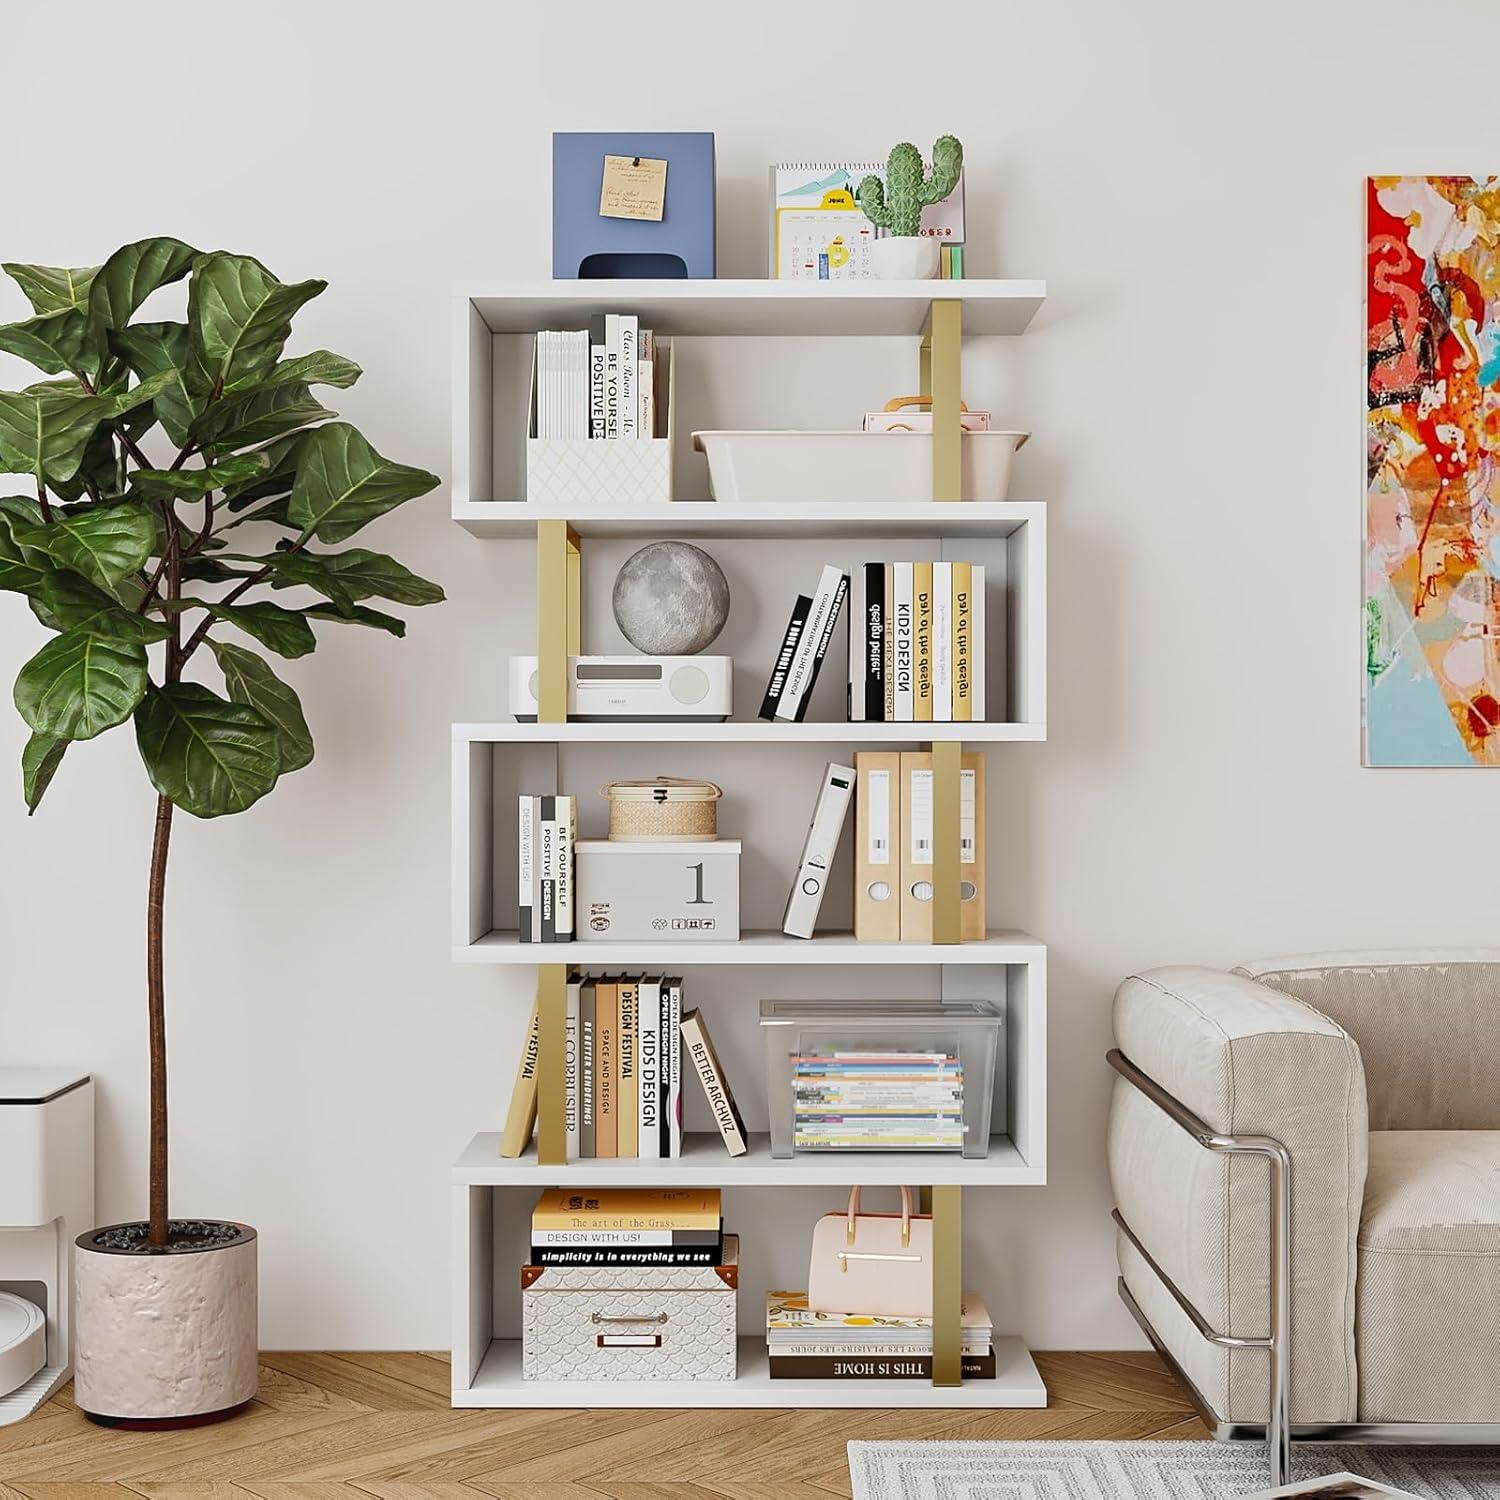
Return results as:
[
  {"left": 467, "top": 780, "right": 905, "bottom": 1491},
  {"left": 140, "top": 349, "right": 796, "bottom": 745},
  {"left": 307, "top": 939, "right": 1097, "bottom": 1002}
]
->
[{"left": 1366, "top": 175, "right": 1500, "bottom": 765}]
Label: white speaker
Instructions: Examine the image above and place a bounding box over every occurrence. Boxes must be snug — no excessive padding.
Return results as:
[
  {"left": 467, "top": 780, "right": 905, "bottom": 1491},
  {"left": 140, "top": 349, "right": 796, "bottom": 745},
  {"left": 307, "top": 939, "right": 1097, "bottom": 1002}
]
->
[{"left": 510, "top": 656, "right": 732, "bottom": 721}]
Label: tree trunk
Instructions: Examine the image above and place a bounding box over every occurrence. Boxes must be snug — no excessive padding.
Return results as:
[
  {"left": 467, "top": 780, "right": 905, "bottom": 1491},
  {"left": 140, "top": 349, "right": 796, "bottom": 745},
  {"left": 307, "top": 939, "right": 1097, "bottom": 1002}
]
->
[{"left": 146, "top": 792, "right": 174, "bottom": 1246}]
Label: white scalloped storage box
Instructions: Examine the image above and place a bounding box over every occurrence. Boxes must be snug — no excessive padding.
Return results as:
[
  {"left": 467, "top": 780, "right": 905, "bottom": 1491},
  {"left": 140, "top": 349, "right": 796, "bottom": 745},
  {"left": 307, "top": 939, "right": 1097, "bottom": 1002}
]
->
[{"left": 522, "top": 1236, "right": 737, "bottom": 1382}]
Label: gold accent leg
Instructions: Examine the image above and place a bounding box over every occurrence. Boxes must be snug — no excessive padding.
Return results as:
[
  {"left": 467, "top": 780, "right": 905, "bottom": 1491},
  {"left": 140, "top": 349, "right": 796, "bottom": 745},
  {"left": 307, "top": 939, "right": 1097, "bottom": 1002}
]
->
[
  {"left": 932, "top": 739, "right": 961, "bottom": 945},
  {"left": 931, "top": 1184, "right": 962, "bottom": 1386},
  {"left": 926, "top": 299, "right": 962, "bottom": 502},
  {"left": 536, "top": 964, "right": 568, "bottom": 1165},
  {"left": 536, "top": 521, "right": 581, "bottom": 724}
]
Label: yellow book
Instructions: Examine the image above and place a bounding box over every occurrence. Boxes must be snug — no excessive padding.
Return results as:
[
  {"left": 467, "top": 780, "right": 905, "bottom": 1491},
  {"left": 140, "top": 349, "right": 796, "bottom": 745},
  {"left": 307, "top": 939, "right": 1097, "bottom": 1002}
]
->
[
  {"left": 499, "top": 997, "right": 541, "bottom": 1158},
  {"left": 616, "top": 978, "right": 639, "bottom": 1158},
  {"left": 532, "top": 1187, "right": 722, "bottom": 1233},
  {"left": 951, "top": 562, "right": 973, "bottom": 722},
  {"left": 913, "top": 562, "right": 933, "bottom": 722}
]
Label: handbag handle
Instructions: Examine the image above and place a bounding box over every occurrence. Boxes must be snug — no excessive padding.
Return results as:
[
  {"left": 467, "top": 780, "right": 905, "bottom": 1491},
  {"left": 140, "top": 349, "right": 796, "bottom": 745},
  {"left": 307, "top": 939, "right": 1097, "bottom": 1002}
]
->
[
  {"left": 845, "top": 1184, "right": 914, "bottom": 1249},
  {"left": 882, "top": 394, "right": 970, "bottom": 412}
]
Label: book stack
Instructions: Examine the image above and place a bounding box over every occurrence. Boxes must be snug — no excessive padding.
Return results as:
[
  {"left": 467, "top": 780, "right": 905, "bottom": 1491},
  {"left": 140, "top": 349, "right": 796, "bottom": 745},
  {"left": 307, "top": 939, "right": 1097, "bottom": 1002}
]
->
[
  {"left": 791, "top": 1049, "right": 964, "bottom": 1151},
  {"left": 939, "top": 244, "right": 965, "bottom": 280},
  {"left": 530, "top": 1188, "right": 724, "bottom": 1267},
  {"left": 764, "top": 1291, "right": 995, "bottom": 1379},
  {"left": 847, "top": 561, "right": 985, "bottom": 723},
  {"left": 500, "top": 980, "right": 749, "bottom": 1160},
  {"left": 518, "top": 795, "right": 575, "bottom": 943},
  {"left": 534, "top": 316, "right": 657, "bottom": 440}
]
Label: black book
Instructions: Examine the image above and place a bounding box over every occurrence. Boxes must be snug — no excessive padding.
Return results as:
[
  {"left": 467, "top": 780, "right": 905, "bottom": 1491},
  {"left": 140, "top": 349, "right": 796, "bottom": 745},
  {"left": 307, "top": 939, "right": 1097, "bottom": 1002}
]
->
[
  {"left": 529, "top": 1243, "right": 723, "bottom": 1267},
  {"left": 659, "top": 979, "right": 673, "bottom": 1159},
  {"left": 760, "top": 596, "right": 812, "bottom": 720},
  {"left": 539, "top": 795, "right": 556, "bottom": 942},
  {"left": 790, "top": 572, "right": 848, "bottom": 723},
  {"left": 767, "top": 1349, "right": 996, "bottom": 1381},
  {"left": 863, "top": 562, "right": 886, "bottom": 722}
]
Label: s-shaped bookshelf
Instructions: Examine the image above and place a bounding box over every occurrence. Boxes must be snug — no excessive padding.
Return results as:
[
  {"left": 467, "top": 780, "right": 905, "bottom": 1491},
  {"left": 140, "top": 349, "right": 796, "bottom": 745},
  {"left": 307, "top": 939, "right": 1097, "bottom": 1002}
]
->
[{"left": 449, "top": 279, "right": 1048, "bottom": 1409}]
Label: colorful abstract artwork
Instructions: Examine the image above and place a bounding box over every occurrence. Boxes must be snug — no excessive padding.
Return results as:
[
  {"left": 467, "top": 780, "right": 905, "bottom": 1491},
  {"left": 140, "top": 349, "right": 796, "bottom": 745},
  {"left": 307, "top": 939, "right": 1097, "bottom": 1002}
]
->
[{"left": 1366, "top": 175, "right": 1500, "bottom": 765}]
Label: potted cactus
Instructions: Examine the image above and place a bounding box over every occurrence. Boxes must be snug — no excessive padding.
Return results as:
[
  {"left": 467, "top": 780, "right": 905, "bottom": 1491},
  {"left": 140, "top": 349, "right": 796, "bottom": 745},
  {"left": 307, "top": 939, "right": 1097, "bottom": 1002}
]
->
[
  {"left": 857, "top": 136, "right": 964, "bottom": 280},
  {"left": 0, "top": 237, "right": 442, "bottom": 1425}
]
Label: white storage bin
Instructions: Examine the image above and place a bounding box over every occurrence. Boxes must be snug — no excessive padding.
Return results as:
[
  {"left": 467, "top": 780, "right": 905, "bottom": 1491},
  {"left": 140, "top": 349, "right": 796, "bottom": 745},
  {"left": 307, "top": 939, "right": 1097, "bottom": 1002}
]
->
[
  {"left": 576, "top": 839, "right": 740, "bottom": 942},
  {"left": 522, "top": 1236, "right": 738, "bottom": 1382},
  {"left": 527, "top": 340, "right": 674, "bottom": 504},
  {"left": 692, "top": 428, "right": 1028, "bottom": 504}
]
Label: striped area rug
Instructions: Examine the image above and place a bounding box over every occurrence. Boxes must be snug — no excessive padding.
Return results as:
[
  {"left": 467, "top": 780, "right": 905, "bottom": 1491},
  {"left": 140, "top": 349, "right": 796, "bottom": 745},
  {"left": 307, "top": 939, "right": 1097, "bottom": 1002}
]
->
[{"left": 848, "top": 1439, "right": 1500, "bottom": 1498}]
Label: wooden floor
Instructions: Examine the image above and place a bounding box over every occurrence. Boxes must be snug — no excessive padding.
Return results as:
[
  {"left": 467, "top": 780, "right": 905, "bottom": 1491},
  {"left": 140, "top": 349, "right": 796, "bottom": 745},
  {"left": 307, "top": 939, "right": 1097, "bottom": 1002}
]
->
[{"left": 0, "top": 1351, "right": 1208, "bottom": 1496}]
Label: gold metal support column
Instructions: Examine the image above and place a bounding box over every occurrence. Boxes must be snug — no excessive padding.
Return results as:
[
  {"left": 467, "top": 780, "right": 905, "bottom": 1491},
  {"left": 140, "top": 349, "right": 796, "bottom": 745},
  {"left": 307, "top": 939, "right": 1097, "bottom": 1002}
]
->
[
  {"left": 926, "top": 299, "right": 962, "bottom": 502},
  {"left": 931, "top": 739, "right": 962, "bottom": 945},
  {"left": 536, "top": 520, "right": 581, "bottom": 724},
  {"left": 536, "top": 964, "right": 568, "bottom": 1165},
  {"left": 930, "top": 1184, "right": 963, "bottom": 1386}
]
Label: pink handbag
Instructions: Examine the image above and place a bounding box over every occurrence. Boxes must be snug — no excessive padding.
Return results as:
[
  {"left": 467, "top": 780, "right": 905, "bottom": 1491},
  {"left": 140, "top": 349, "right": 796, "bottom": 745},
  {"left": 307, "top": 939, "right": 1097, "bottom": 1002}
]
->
[{"left": 807, "top": 1186, "right": 934, "bottom": 1319}]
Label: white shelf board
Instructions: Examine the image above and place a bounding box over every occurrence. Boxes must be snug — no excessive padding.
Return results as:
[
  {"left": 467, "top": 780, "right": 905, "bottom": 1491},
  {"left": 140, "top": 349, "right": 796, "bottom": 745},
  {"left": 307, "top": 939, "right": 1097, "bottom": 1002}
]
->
[
  {"left": 455, "top": 721, "right": 1045, "bottom": 745},
  {"left": 454, "top": 929, "right": 1045, "bottom": 967},
  {"left": 454, "top": 1131, "right": 1042, "bottom": 1187},
  {"left": 462, "top": 279, "right": 1046, "bottom": 338},
  {"left": 454, "top": 1334, "right": 1046, "bottom": 1408},
  {"left": 453, "top": 498, "right": 1043, "bottom": 540}
]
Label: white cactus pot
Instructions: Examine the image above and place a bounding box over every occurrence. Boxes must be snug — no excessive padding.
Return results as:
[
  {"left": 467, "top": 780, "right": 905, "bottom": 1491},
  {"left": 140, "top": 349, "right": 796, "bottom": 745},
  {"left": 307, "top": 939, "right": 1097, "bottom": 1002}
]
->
[
  {"left": 74, "top": 1222, "right": 257, "bottom": 1426},
  {"left": 870, "top": 236, "right": 941, "bottom": 280}
]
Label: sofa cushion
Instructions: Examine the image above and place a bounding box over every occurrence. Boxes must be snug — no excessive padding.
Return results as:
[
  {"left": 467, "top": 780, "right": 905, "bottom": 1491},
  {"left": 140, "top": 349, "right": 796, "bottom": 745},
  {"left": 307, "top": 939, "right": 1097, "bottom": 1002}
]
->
[
  {"left": 1356, "top": 1130, "right": 1500, "bottom": 1422},
  {"left": 1238, "top": 951, "right": 1500, "bottom": 1130}
]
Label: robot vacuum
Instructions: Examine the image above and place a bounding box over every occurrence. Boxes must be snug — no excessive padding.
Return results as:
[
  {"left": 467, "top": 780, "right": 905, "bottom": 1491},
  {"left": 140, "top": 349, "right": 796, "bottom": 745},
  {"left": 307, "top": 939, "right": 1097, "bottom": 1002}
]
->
[{"left": 0, "top": 1292, "right": 45, "bottom": 1397}]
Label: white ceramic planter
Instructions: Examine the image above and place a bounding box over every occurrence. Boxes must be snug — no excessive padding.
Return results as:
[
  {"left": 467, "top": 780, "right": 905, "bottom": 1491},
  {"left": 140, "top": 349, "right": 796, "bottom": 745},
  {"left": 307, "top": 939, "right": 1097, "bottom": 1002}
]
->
[
  {"left": 869, "top": 236, "right": 941, "bottom": 280},
  {"left": 74, "top": 1222, "right": 257, "bottom": 1426}
]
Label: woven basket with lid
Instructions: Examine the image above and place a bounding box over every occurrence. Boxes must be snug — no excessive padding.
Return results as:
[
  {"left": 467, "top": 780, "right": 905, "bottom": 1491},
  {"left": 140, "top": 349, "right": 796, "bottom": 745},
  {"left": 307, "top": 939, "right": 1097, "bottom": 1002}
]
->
[{"left": 603, "top": 777, "right": 722, "bottom": 842}]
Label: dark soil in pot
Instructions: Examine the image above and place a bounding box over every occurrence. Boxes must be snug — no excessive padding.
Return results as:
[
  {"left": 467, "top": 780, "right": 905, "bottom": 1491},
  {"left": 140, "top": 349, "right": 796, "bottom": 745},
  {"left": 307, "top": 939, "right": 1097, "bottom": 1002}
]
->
[{"left": 86, "top": 1220, "right": 244, "bottom": 1253}]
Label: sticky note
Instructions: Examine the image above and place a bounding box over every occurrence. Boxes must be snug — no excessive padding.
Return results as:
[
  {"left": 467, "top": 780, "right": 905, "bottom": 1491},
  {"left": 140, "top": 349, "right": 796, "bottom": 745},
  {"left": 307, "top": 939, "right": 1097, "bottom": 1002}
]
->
[{"left": 600, "top": 155, "right": 668, "bottom": 221}]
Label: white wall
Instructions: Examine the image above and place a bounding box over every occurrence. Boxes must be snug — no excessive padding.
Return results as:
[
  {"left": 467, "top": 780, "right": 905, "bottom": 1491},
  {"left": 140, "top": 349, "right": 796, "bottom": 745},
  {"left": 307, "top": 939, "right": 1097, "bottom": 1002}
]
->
[{"left": 6, "top": 0, "right": 1500, "bottom": 1351}]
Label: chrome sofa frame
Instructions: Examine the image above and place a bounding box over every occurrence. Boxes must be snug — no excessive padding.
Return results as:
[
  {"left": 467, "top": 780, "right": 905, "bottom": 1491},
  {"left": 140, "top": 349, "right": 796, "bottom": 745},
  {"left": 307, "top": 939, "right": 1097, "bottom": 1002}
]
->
[{"left": 1108, "top": 1048, "right": 1500, "bottom": 1486}]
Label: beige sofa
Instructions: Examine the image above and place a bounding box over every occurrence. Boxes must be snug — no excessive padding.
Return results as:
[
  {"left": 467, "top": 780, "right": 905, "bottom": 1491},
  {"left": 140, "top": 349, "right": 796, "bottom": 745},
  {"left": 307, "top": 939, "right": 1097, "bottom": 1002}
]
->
[{"left": 1107, "top": 951, "right": 1500, "bottom": 1480}]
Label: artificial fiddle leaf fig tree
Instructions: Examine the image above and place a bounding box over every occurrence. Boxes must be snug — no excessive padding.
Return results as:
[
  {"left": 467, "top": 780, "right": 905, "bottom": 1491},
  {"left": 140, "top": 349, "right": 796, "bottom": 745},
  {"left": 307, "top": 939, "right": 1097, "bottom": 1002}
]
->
[{"left": 0, "top": 238, "right": 442, "bottom": 1258}]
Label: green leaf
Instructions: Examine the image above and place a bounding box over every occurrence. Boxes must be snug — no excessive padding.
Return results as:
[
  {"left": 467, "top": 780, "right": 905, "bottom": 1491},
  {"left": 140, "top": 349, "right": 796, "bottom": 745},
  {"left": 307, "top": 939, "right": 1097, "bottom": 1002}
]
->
[
  {"left": 27, "top": 570, "right": 171, "bottom": 643},
  {"left": 0, "top": 500, "right": 52, "bottom": 592},
  {"left": 181, "top": 555, "right": 255, "bottom": 584},
  {"left": 257, "top": 549, "right": 356, "bottom": 611},
  {"left": 101, "top": 367, "right": 179, "bottom": 421},
  {"left": 2, "top": 262, "right": 99, "bottom": 316},
  {"left": 0, "top": 387, "right": 113, "bottom": 484},
  {"left": 210, "top": 640, "right": 313, "bottom": 774},
  {"left": 287, "top": 422, "right": 439, "bottom": 543},
  {"left": 187, "top": 253, "right": 325, "bottom": 394},
  {"left": 21, "top": 732, "right": 67, "bottom": 814},
  {"left": 132, "top": 453, "right": 269, "bottom": 498},
  {"left": 255, "top": 350, "right": 361, "bottom": 391},
  {"left": 14, "top": 501, "right": 154, "bottom": 588},
  {"left": 190, "top": 381, "right": 333, "bottom": 457},
  {"left": 268, "top": 546, "right": 443, "bottom": 607},
  {"left": 222, "top": 433, "right": 302, "bottom": 511},
  {"left": 14, "top": 627, "right": 148, "bottom": 741},
  {"left": 47, "top": 425, "right": 122, "bottom": 503},
  {"left": 110, "top": 322, "right": 197, "bottom": 445},
  {"left": 86, "top": 237, "right": 198, "bottom": 339},
  {"left": 134, "top": 682, "right": 279, "bottom": 818},
  {"left": 205, "top": 599, "right": 316, "bottom": 658},
  {"left": 300, "top": 602, "right": 406, "bottom": 637},
  {"left": 0, "top": 309, "right": 92, "bottom": 377}
]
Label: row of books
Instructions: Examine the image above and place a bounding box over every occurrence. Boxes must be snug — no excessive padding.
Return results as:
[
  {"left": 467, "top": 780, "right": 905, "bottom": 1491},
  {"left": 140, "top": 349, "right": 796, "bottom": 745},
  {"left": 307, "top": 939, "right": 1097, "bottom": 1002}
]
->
[
  {"left": 758, "top": 561, "right": 986, "bottom": 724},
  {"left": 792, "top": 1050, "right": 965, "bottom": 1150},
  {"left": 765, "top": 1290, "right": 996, "bottom": 1380},
  {"left": 500, "top": 978, "right": 750, "bottom": 1161},
  {"left": 530, "top": 1188, "right": 725, "bottom": 1267},
  {"left": 518, "top": 795, "right": 576, "bottom": 942},
  {"left": 533, "top": 317, "right": 658, "bottom": 441}
]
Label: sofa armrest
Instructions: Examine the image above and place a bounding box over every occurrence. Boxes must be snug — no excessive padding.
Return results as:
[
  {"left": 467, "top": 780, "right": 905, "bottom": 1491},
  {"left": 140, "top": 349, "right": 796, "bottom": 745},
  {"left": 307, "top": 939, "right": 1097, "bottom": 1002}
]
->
[{"left": 1109, "top": 965, "right": 1368, "bottom": 1424}]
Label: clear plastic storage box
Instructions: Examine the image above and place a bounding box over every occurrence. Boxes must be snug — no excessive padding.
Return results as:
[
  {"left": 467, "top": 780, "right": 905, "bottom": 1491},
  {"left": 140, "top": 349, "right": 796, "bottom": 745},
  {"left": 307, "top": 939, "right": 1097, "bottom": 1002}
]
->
[{"left": 759, "top": 998, "right": 1003, "bottom": 1159}]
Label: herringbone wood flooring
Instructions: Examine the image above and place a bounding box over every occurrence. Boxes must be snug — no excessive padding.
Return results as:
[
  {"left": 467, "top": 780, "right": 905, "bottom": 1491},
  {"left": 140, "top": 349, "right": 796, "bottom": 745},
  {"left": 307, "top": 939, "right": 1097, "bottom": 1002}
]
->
[{"left": 0, "top": 1351, "right": 1207, "bottom": 1495}]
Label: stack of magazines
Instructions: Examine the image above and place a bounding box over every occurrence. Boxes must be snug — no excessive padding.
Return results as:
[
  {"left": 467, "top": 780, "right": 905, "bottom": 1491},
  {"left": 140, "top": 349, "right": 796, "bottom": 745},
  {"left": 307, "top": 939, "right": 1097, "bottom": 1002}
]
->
[
  {"left": 792, "top": 1049, "right": 965, "bottom": 1151},
  {"left": 765, "top": 1291, "right": 995, "bottom": 1379}
]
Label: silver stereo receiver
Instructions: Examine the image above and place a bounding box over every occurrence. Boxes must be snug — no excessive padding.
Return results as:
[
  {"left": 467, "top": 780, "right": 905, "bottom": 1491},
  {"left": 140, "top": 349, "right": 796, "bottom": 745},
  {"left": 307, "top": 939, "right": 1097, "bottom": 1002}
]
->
[{"left": 509, "top": 656, "right": 732, "bottom": 721}]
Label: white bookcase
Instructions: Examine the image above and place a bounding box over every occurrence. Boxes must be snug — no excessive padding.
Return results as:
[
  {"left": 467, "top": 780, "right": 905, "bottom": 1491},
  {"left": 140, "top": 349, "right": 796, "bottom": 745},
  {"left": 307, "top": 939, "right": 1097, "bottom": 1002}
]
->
[{"left": 450, "top": 279, "right": 1049, "bottom": 1409}]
